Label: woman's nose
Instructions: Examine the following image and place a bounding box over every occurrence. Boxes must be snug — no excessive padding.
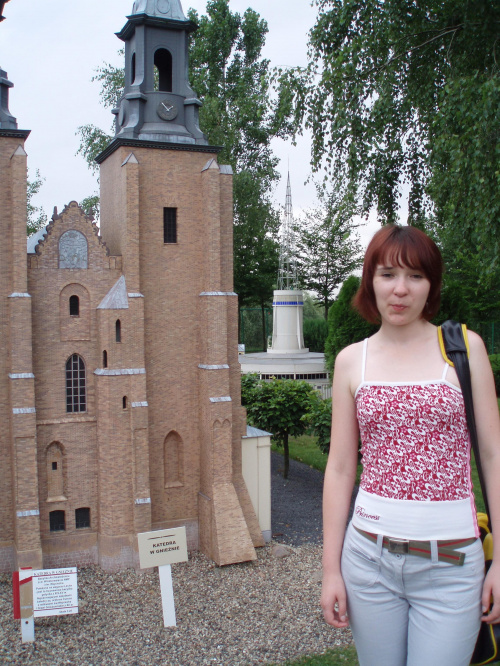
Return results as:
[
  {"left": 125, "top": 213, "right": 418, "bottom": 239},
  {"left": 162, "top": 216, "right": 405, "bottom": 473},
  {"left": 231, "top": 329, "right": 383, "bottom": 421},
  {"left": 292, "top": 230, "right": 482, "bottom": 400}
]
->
[{"left": 393, "top": 277, "right": 408, "bottom": 295}]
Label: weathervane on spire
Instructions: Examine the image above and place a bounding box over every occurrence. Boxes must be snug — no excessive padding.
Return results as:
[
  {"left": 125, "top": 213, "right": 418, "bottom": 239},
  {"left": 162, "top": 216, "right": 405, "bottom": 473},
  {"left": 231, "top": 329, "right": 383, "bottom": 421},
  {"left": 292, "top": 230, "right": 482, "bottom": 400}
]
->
[{"left": 277, "top": 171, "right": 299, "bottom": 290}]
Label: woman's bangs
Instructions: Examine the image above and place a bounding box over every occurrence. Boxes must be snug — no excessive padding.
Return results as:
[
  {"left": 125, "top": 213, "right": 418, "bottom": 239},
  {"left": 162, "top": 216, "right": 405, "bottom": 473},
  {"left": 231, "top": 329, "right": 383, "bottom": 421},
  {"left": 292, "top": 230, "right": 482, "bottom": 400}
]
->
[{"left": 379, "top": 241, "right": 424, "bottom": 273}]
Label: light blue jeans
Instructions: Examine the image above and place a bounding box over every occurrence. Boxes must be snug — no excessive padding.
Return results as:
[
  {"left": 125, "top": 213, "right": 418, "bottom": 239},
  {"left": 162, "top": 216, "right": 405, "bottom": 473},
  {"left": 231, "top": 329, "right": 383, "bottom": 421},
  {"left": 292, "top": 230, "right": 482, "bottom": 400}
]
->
[{"left": 341, "top": 522, "right": 484, "bottom": 666}]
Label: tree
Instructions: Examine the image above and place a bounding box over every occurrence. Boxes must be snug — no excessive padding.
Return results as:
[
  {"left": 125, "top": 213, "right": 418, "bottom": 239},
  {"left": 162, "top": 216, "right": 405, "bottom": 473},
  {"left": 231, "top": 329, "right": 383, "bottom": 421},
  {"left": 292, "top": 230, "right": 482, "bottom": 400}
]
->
[
  {"left": 294, "top": 191, "right": 363, "bottom": 319},
  {"left": 243, "top": 377, "right": 318, "bottom": 479},
  {"left": 300, "top": 0, "right": 500, "bottom": 267},
  {"left": 27, "top": 169, "right": 47, "bottom": 236},
  {"left": 324, "top": 276, "right": 378, "bottom": 373},
  {"left": 76, "top": 1, "right": 296, "bottom": 330}
]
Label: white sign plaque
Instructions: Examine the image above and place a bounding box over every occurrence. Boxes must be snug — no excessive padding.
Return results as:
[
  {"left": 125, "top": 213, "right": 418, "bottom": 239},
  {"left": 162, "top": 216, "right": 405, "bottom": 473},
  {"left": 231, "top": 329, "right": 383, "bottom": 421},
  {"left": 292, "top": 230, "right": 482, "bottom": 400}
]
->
[
  {"left": 137, "top": 527, "right": 188, "bottom": 569},
  {"left": 32, "top": 568, "right": 78, "bottom": 618}
]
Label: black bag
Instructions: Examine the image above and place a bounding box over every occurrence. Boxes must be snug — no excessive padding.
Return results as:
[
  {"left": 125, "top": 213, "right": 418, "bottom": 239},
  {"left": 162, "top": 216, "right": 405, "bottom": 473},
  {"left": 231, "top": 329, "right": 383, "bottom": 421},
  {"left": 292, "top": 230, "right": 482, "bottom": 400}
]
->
[{"left": 439, "top": 320, "right": 500, "bottom": 665}]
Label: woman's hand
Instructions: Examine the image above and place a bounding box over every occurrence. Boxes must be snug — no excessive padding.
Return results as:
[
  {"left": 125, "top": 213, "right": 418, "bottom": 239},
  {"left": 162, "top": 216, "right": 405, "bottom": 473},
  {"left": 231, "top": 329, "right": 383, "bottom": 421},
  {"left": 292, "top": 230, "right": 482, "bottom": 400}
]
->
[
  {"left": 482, "top": 561, "right": 500, "bottom": 624},
  {"left": 321, "top": 572, "right": 349, "bottom": 628}
]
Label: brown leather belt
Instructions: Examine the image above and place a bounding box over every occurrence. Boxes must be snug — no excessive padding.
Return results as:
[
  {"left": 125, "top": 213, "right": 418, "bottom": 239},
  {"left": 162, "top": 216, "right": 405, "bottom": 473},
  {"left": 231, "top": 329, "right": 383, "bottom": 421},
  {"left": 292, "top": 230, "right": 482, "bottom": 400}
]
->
[{"left": 354, "top": 526, "right": 476, "bottom": 566}]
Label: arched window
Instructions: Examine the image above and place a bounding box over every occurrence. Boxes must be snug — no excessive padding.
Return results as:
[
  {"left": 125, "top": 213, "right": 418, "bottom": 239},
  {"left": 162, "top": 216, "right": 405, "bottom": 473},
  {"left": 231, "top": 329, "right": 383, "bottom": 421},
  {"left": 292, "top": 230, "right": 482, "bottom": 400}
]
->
[
  {"left": 123, "top": 396, "right": 127, "bottom": 409},
  {"left": 69, "top": 295, "right": 79, "bottom": 316},
  {"left": 75, "top": 507, "right": 91, "bottom": 529},
  {"left": 154, "top": 48, "right": 172, "bottom": 92},
  {"left": 164, "top": 431, "right": 183, "bottom": 487},
  {"left": 115, "top": 319, "right": 121, "bottom": 343},
  {"left": 49, "top": 510, "right": 66, "bottom": 532},
  {"left": 131, "top": 52, "right": 136, "bottom": 84},
  {"left": 46, "top": 442, "right": 65, "bottom": 500},
  {"left": 66, "top": 354, "right": 86, "bottom": 413},
  {"left": 103, "top": 350, "right": 108, "bottom": 368}
]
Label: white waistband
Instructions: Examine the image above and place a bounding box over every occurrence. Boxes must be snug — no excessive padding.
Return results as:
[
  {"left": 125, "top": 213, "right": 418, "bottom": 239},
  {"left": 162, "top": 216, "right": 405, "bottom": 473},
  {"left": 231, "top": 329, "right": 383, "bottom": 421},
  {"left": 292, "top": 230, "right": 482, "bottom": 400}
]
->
[{"left": 352, "top": 488, "right": 478, "bottom": 540}]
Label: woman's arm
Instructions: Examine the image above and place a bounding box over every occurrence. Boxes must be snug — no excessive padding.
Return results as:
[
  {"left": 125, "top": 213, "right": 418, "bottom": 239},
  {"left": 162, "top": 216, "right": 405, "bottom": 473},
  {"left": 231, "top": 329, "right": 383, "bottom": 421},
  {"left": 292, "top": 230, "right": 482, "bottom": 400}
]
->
[
  {"left": 469, "top": 331, "right": 500, "bottom": 623},
  {"left": 321, "top": 345, "right": 360, "bottom": 628}
]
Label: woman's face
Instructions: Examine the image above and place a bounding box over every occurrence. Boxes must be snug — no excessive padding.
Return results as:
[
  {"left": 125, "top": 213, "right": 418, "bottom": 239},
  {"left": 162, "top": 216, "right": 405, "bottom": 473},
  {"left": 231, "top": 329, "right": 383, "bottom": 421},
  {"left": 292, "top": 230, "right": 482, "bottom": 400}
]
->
[{"left": 372, "top": 262, "right": 431, "bottom": 326}]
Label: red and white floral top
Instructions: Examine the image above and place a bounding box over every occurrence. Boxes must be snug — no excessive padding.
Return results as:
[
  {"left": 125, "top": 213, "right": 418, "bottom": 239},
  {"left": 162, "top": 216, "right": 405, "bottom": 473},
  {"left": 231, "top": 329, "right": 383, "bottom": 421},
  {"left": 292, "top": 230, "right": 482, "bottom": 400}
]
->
[{"left": 351, "top": 337, "right": 478, "bottom": 540}]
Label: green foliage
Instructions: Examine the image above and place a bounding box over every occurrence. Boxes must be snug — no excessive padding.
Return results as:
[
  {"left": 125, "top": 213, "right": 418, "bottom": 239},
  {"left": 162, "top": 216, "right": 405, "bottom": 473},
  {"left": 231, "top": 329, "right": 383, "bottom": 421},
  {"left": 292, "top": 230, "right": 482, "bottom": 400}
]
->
[
  {"left": 303, "top": 318, "right": 328, "bottom": 353},
  {"left": 295, "top": 190, "right": 363, "bottom": 319},
  {"left": 27, "top": 169, "right": 47, "bottom": 236},
  {"left": 489, "top": 355, "right": 500, "bottom": 397},
  {"left": 272, "top": 434, "right": 329, "bottom": 473},
  {"left": 302, "top": 0, "right": 500, "bottom": 274},
  {"left": 244, "top": 377, "right": 319, "bottom": 478},
  {"left": 75, "top": 124, "right": 112, "bottom": 175},
  {"left": 302, "top": 291, "right": 324, "bottom": 319},
  {"left": 79, "top": 194, "right": 100, "bottom": 222},
  {"left": 304, "top": 398, "right": 332, "bottom": 454},
  {"left": 241, "top": 372, "right": 260, "bottom": 406},
  {"left": 276, "top": 646, "right": 359, "bottom": 666},
  {"left": 324, "top": 276, "right": 378, "bottom": 373}
]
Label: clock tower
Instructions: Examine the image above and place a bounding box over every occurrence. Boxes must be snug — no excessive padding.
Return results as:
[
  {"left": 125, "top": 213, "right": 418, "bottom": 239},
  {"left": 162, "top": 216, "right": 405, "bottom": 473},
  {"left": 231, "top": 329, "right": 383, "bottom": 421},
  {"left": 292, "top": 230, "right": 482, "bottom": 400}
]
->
[
  {"left": 113, "top": 0, "right": 206, "bottom": 145},
  {"left": 96, "top": 0, "right": 262, "bottom": 567}
]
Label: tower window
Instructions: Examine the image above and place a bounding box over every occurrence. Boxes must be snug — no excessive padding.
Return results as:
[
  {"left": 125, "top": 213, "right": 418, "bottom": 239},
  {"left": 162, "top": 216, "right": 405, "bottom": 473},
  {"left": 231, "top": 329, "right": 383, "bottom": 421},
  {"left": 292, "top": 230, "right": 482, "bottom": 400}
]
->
[
  {"left": 66, "top": 354, "right": 86, "bottom": 413},
  {"left": 116, "top": 319, "right": 121, "bottom": 343},
  {"left": 131, "top": 52, "right": 136, "bottom": 84},
  {"left": 69, "top": 295, "right": 79, "bottom": 316},
  {"left": 103, "top": 350, "right": 108, "bottom": 368},
  {"left": 52, "top": 462, "right": 57, "bottom": 471},
  {"left": 75, "top": 507, "right": 91, "bottom": 529},
  {"left": 154, "top": 48, "right": 172, "bottom": 92},
  {"left": 49, "top": 510, "right": 66, "bottom": 532},
  {"left": 164, "top": 208, "right": 177, "bottom": 244},
  {"left": 123, "top": 396, "right": 127, "bottom": 409}
]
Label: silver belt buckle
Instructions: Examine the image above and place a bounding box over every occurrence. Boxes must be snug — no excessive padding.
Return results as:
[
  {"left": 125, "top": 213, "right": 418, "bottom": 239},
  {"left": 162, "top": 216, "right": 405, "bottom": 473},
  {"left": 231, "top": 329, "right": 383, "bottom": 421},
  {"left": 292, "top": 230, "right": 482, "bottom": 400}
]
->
[{"left": 387, "top": 538, "right": 409, "bottom": 555}]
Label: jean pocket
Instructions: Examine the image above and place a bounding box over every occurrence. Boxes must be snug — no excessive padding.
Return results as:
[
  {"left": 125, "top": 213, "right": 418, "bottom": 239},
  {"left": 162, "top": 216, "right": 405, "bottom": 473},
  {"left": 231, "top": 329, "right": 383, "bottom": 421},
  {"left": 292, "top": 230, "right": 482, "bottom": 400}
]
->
[
  {"left": 342, "top": 527, "right": 381, "bottom": 590},
  {"left": 430, "top": 540, "right": 484, "bottom": 610}
]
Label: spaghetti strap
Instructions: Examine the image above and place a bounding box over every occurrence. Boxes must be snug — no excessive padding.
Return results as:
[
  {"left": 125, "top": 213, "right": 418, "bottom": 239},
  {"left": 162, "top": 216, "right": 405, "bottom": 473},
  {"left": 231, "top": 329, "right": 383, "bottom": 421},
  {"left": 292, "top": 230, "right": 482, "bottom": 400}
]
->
[
  {"left": 361, "top": 338, "right": 368, "bottom": 384},
  {"left": 441, "top": 362, "right": 449, "bottom": 380}
]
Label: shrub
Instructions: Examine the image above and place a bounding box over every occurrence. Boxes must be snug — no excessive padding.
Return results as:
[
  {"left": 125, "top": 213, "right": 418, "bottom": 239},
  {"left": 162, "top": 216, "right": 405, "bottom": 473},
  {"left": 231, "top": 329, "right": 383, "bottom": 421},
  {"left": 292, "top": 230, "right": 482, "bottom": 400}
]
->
[
  {"left": 303, "top": 318, "right": 329, "bottom": 353},
  {"left": 304, "top": 397, "right": 332, "bottom": 453},
  {"left": 489, "top": 354, "right": 500, "bottom": 396},
  {"left": 324, "top": 276, "right": 378, "bottom": 373}
]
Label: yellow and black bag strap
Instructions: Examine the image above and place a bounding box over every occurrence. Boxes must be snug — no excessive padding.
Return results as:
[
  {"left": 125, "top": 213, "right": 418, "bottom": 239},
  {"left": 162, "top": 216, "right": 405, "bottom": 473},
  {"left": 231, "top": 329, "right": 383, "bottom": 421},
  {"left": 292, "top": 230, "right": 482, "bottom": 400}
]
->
[{"left": 438, "top": 320, "right": 490, "bottom": 523}]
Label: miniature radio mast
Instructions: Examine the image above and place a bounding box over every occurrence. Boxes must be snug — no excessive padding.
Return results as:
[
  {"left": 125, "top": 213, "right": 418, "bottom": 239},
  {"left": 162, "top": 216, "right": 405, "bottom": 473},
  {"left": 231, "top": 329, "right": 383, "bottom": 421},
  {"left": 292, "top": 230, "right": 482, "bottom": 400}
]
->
[{"left": 277, "top": 172, "right": 298, "bottom": 290}]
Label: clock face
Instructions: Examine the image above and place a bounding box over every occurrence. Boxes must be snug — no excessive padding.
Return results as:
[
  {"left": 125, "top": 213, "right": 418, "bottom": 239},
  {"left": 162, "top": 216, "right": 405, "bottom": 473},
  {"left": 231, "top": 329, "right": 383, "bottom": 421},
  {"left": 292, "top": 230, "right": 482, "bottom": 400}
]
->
[
  {"left": 157, "top": 0, "right": 171, "bottom": 14},
  {"left": 157, "top": 97, "right": 178, "bottom": 121}
]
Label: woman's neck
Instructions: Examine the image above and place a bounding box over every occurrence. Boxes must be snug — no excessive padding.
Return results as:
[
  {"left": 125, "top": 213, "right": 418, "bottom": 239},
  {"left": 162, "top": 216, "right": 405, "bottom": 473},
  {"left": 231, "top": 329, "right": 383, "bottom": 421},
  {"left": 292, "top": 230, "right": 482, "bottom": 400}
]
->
[{"left": 375, "top": 318, "right": 435, "bottom": 347}]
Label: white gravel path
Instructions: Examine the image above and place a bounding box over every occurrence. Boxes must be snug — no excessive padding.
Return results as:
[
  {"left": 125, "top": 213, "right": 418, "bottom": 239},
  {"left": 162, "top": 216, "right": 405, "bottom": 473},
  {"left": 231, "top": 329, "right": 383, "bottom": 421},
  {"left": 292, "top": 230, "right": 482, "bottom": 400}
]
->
[{"left": 0, "top": 544, "right": 353, "bottom": 665}]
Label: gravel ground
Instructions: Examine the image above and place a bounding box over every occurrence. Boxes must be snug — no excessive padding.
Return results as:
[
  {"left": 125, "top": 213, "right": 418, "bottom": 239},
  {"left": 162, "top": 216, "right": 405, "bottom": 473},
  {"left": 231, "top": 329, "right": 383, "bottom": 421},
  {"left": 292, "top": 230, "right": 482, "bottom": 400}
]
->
[{"left": 0, "top": 455, "right": 354, "bottom": 665}]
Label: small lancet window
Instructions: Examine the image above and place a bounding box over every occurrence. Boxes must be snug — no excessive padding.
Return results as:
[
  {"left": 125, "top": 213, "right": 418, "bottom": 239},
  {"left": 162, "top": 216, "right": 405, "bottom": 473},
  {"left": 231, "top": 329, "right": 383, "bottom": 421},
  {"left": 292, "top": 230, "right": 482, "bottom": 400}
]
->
[
  {"left": 103, "top": 350, "right": 108, "bottom": 368},
  {"left": 154, "top": 48, "right": 172, "bottom": 92},
  {"left": 164, "top": 208, "right": 177, "bottom": 244},
  {"left": 123, "top": 396, "right": 127, "bottom": 409},
  {"left": 116, "top": 319, "right": 121, "bottom": 343},
  {"left": 69, "top": 295, "right": 79, "bottom": 316},
  {"left": 131, "top": 52, "right": 136, "bottom": 84}
]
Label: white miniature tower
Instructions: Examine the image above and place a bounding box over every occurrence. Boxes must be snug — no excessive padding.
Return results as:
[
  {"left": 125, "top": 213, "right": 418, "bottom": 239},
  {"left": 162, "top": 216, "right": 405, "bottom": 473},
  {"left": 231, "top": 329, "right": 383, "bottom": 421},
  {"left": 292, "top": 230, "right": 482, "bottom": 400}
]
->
[{"left": 271, "top": 172, "right": 307, "bottom": 353}]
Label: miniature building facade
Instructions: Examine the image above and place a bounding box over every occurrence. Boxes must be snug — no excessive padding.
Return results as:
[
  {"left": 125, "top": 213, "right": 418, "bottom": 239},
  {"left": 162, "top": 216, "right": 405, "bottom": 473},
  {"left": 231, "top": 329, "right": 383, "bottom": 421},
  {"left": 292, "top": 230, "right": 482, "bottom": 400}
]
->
[{"left": 0, "top": 0, "right": 262, "bottom": 573}]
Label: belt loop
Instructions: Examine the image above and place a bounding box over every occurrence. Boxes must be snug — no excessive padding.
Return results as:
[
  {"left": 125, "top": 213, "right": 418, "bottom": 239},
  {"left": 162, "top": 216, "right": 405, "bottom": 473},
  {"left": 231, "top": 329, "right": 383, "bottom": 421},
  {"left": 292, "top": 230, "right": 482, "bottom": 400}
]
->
[
  {"left": 430, "top": 540, "right": 439, "bottom": 564},
  {"left": 376, "top": 533, "right": 384, "bottom": 556}
]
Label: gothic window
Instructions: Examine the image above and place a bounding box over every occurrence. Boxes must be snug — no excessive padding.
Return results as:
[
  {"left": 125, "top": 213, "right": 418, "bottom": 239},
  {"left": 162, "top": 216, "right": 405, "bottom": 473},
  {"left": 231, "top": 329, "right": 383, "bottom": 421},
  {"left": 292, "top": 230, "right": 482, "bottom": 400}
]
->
[
  {"left": 103, "top": 350, "right": 108, "bottom": 368},
  {"left": 164, "top": 431, "right": 183, "bottom": 487},
  {"left": 49, "top": 510, "right": 66, "bottom": 532},
  {"left": 75, "top": 507, "right": 91, "bottom": 529},
  {"left": 46, "top": 442, "right": 65, "bottom": 500},
  {"left": 131, "top": 52, "right": 136, "bottom": 84},
  {"left": 164, "top": 208, "right": 177, "bottom": 244},
  {"left": 69, "top": 295, "right": 79, "bottom": 316},
  {"left": 59, "top": 230, "right": 88, "bottom": 269},
  {"left": 116, "top": 319, "right": 121, "bottom": 342},
  {"left": 66, "top": 354, "right": 86, "bottom": 413},
  {"left": 154, "top": 48, "right": 172, "bottom": 92}
]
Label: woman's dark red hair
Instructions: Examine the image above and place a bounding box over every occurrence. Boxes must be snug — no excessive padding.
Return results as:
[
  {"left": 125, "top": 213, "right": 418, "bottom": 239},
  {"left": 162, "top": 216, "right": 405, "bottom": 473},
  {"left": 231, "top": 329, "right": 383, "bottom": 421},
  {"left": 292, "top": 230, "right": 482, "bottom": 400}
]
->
[{"left": 353, "top": 225, "right": 443, "bottom": 324}]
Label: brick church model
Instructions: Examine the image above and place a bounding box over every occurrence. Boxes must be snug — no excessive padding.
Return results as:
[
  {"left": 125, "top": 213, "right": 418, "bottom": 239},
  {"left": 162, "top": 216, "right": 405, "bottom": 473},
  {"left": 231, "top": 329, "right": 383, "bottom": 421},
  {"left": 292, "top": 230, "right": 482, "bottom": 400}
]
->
[{"left": 0, "top": 0, "right": 264, "bottom": 573}]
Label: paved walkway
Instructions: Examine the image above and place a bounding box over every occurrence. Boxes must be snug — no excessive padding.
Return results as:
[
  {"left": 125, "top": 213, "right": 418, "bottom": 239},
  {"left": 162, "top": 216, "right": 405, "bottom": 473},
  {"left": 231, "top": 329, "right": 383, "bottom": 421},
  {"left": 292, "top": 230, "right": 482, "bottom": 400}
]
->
[{"left": 271, "top": 451, "right": 358, "bottom": 546}]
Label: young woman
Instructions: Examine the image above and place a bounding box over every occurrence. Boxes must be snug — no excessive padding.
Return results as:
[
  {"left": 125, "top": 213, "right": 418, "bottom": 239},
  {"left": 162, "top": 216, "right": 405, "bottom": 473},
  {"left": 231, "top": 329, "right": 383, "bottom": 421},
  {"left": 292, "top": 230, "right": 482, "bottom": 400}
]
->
[{"left": 321, "top": 225, "right": 500, "bottom": 666}]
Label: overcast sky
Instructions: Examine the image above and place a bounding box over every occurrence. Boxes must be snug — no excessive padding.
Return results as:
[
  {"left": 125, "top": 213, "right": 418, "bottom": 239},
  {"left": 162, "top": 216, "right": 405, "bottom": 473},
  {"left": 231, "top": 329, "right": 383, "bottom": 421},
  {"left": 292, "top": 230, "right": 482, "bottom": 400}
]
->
[{"left": 1, "top": 0, "right": 379, "bottom": 243}]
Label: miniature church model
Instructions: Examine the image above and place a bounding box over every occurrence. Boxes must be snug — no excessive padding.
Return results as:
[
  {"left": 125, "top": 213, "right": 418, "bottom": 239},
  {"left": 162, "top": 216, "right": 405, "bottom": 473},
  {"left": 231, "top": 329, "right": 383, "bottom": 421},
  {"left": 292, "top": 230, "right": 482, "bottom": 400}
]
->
[{"left": 0, "top": 0, "right": 263, "bottom": 573}]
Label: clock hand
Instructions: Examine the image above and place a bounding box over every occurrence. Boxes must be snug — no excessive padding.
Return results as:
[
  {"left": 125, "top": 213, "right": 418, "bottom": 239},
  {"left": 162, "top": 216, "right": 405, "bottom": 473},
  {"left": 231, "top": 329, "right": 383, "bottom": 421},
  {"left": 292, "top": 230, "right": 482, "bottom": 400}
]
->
[{"left": 161, "top": 102, "right": 173, "bottom": 112}]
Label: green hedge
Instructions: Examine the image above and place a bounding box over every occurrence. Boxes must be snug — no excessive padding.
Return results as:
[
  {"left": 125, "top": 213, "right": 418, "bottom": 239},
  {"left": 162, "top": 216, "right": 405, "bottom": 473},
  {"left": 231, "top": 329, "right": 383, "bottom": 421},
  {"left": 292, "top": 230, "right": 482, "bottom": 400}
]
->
[
  {"left": 490, "top": 354, "right": 500, "bottom": 396},
  {"left": 303, "top": 318, "right": 329, "bottom": 353}
]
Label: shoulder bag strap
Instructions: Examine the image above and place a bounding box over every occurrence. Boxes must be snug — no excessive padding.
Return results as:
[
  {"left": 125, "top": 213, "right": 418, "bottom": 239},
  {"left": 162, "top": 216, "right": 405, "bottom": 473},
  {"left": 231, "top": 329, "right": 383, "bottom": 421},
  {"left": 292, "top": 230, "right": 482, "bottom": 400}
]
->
[{"left": 438, "top": 320, "right": 491, "bottom": 521}]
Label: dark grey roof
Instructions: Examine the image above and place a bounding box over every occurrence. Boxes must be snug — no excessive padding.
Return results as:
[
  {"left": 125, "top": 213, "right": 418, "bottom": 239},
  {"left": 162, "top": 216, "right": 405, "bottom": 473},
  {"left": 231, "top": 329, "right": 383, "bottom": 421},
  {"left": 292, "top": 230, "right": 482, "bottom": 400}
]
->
[{"left": 131, "top": 0, "right": 187, "bottom": 21}]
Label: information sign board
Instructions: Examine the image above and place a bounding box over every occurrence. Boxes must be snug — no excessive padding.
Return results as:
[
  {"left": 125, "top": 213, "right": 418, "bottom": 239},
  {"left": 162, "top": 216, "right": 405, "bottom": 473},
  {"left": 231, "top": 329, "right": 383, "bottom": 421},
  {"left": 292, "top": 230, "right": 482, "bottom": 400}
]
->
[
  {"left": 138, "top": 527, "right": 188, "bottom": 569},
  {"left": 32, "top": 568, "right": 78, "bottom": 618}
]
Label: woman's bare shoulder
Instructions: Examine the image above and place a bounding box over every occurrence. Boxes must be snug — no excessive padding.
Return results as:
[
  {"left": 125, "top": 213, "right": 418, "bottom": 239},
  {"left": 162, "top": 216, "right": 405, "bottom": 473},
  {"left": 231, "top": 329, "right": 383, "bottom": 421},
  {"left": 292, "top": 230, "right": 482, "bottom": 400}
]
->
[{"left": 334, "top": 340, "right": 365, "bottom": 373}]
